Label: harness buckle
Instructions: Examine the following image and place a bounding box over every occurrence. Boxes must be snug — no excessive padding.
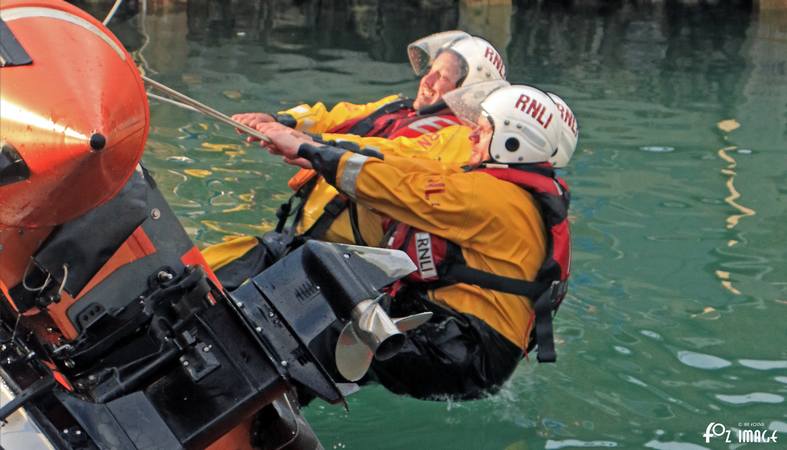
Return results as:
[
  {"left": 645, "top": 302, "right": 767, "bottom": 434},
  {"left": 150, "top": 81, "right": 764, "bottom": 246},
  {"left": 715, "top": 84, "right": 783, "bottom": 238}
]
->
[{"left": 549, "top": 280, "right": 568, "bottom": 313}]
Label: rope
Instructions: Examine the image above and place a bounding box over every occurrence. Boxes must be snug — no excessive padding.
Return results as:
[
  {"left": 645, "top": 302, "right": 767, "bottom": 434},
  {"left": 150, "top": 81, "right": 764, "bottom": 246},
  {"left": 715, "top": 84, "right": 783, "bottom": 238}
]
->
[{"left": 102, "top": 0, "right": 124, "bottom": 25}]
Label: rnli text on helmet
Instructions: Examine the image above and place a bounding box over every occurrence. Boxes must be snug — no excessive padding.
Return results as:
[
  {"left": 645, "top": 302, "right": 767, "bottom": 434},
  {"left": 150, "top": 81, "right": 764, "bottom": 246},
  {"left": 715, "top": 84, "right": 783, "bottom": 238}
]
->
[
  {"left": 484, "top": 47, "right": 505, "bottom": 79},
  {"left": 556, "top": 103, "right": 578, "bottom": 136},
  {"left": 515, "top": 95, "right": 554, "bottom": 129}
]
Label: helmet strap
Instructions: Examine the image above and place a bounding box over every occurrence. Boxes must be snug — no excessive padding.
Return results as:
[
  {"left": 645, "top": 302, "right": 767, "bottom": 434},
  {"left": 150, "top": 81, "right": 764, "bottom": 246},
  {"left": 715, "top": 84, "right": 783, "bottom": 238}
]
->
[{"left": 417, "top": 100, "right": 449, "bottom": 115}]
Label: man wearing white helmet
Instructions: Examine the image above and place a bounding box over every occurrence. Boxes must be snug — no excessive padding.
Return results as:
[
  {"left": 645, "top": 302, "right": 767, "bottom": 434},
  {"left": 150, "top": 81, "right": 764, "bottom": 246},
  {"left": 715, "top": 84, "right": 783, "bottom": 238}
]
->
[
  {"left": 546, "top": 92, "right": 579, "bottom": 168},
  {"left": 206, "top": 31, "right": 507, "bottom": 289},
  {"left": 232, "top": 30, "right": 505, "bottom": 137},
  {"left": 254, "top": 81, "right": 574, "bottom": 399}
]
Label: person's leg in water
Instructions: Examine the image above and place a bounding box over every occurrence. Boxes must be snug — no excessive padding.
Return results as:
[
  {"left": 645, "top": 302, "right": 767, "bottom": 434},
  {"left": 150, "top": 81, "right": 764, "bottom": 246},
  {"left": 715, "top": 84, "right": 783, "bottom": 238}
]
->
[{"left": 368, "top": 288, "right": 523, "bottom": 401}]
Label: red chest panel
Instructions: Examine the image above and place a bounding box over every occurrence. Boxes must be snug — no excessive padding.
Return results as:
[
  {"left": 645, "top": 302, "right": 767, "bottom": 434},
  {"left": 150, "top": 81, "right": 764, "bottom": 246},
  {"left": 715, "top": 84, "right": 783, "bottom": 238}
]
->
[{"left": 328, "top": 100, "right": 461, "bottom": 139}]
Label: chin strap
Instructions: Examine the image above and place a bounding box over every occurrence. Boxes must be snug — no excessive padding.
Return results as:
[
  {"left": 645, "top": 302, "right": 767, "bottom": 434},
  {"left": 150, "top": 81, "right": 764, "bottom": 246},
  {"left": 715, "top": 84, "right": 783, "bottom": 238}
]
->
[{"left": 416, "top": 100, "right": 449, "bottom": 115}]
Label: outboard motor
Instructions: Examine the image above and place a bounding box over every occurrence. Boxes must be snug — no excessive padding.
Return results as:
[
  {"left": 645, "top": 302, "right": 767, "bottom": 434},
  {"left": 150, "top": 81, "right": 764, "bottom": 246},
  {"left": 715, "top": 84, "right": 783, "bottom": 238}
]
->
[{"left": 0, "top": 1, "right": 423, "bottom": 448}]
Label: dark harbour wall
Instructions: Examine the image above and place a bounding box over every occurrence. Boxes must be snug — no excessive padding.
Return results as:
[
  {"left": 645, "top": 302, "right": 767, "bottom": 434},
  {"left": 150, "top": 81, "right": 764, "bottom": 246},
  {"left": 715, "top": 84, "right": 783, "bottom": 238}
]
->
[
  {"left": 84, "top": 0, "right": 785, "bottom": 156},
  {"left": 83, "top": 1, "right": 759, "bottom": 62}
]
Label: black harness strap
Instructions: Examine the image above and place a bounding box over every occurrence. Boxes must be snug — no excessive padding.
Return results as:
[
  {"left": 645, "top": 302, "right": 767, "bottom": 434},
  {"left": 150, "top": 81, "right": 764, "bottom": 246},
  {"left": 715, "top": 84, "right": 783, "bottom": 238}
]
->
[
  {"left": 379, "top": 220, "right": 399, "bottom": 248},
  {"left": 347, "top": 202, "right": 367, "bottom": 246},
  {"left": 274, "top": 176, "right": 319, "bottom": 234},
  {"left": 441, "top": 264, "right": 547, "bottom": 299},
  {"left": 531, "top": 281, "right": 566, "bottom": 362},
  {"left": 274, "top": 196, "right": 294, "bottom": 234},
  {"left": 345, "top": 99, "right": 414, "bottom": 136},
  {"left": 303, "top": 195, "right": 349, "bottom": 240}
]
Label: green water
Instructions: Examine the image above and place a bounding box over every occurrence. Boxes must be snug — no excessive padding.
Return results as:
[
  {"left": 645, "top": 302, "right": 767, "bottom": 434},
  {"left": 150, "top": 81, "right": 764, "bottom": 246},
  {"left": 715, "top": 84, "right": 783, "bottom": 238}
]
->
[{"left": 92, "top": 1, "right": 787, "bottom": 448}]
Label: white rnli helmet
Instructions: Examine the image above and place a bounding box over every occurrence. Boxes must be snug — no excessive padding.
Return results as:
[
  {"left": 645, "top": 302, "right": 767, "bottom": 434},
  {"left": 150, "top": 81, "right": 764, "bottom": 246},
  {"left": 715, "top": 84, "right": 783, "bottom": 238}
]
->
[
  {"left": 546, "top": 92, "right": 578, "bottom": 168},
  {"left": 481, "top": 85, "right": 560, "bottom": 164},
  {"left": 407, "top": 30, "right": 506, "bottom": 87}
]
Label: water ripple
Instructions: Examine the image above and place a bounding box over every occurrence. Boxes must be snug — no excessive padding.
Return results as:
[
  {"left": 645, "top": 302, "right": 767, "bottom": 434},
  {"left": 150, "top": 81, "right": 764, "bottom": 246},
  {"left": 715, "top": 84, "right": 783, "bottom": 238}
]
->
[
  {"left": 641, "top": 330, "right": 663, "bottom": 340},
  {"left": 614, "top": 346, "right": 632, "bottom": 355},
  {"left": 676, "top": 351, "right": 731, "bottom": 370},
  {"left": 738, "top": 359, "right": 787, "bottom": 370},
  {"left": 645, "top": 440, "right": 709, "bottom": 450},
  {"left": 640, "top": 146, "right": 675, "bottom": 153},
  {"left": 715, "top": 393, "right": 784, "bottom": 405},
  {"left": 770, "top": 421, "right": 787, "bottom": 432},
  {"left": 546, "top": 439, "right": 618, "bottom": 449}
]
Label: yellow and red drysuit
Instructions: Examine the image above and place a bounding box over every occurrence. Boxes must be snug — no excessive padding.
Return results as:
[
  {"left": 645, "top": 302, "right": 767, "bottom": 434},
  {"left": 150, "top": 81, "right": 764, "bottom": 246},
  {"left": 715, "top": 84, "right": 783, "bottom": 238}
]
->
[
  {"left": 297, "top": 126, "right": 473, "bottom": 245},
  {"left": 296, "top": 142, "right": 548, "bottom": 399},
  {"left": 203, "top": 96, "right": 472, "bottom": 287},
  {"left": 276, "top": 95, "right": 475, "bottom": 245}
]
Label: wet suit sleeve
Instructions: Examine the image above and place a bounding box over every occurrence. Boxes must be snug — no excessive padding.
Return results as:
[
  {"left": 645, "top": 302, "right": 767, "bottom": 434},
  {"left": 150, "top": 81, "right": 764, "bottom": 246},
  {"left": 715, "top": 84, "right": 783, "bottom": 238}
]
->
[
  {"left": 299, "top": 145, "right": 480, "bottom": 244},
  {"left": 296, "top": 143, "right": 348, "bottom": 186},
  {"left": 320, "top": 125, "right": 473, "bottom": 164},
  {"left": 278, "top": 95, "right": 402, "bottom": 134}
]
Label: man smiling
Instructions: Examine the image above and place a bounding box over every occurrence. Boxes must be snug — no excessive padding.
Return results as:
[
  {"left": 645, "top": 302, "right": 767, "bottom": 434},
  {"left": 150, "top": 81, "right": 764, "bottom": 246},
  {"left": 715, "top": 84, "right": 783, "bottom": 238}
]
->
[{"left": 205, "top": 31, "right": 508, "bottom": 288}]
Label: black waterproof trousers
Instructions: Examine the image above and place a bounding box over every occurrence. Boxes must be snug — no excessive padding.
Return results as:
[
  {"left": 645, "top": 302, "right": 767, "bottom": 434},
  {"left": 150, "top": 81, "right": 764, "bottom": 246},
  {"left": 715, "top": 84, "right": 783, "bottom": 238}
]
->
[{"left": 366, "top": 289, "right": 523, "bottom": 401}]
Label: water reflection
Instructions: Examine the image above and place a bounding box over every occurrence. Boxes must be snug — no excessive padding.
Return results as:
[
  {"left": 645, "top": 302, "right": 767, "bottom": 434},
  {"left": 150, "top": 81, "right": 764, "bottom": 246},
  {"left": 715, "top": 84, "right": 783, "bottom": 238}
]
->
[
  {"left": 545, "top": 439, "right": 618, "bottom": 449},
  {"left": 676, "top": 351, "right": 732, "bottom": 370},
  {"left": 717, "top": 145, "right": 756, "bottom": 230},
  {"left": 715, "top": 393, "right": 784, "bottom": 405},
  {"left": 738, "top": 359, "right": 787, "bottom": 370},
  {"left": 644, "top": 440, "right": 710, "bottom": 450}
]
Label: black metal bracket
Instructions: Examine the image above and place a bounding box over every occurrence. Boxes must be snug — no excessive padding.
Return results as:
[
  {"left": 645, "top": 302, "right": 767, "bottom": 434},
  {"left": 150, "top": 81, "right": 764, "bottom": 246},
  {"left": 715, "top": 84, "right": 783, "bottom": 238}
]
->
[
  {"left": 0, "top": 19, "right": 32, "bottom": 67},
  {"left": 0, "top": 141, "right": 30, "bottom": 187}
]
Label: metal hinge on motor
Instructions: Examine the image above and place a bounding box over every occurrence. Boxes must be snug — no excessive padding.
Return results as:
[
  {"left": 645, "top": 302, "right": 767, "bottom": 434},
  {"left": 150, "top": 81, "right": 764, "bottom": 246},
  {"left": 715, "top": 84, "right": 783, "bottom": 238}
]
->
[{"left": 0, "top": 141, "right": 30, "bottom": 187}]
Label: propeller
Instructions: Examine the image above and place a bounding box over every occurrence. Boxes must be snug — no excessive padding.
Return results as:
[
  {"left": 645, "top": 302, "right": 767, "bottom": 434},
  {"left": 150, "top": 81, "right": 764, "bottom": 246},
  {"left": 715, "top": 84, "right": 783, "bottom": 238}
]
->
[{"left": 335, "top": 299, "right": 432, "bottom": 382}]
